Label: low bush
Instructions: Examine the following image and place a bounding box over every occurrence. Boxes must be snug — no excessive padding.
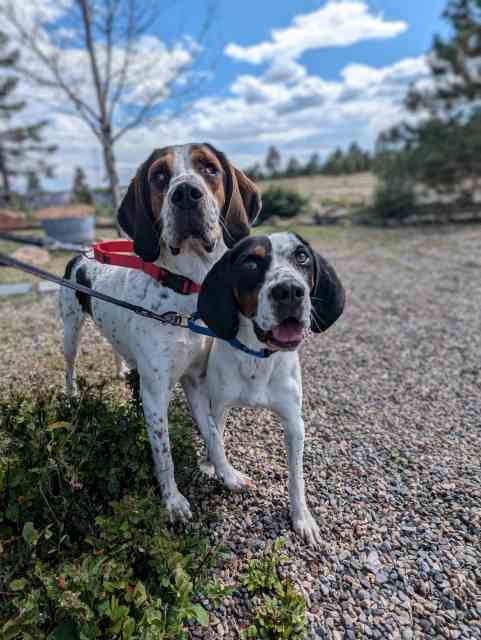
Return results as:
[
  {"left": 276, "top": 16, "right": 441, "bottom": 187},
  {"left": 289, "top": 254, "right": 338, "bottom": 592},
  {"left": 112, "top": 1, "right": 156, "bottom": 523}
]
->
[
  {"left": 240, "top": 539, "right": 306, "bottom": 640},
  {"left": 257, "top": 187, "right": 309, "bottom": 225},
  {"left": 0, "top": 383, "right": 307, "bottom": 639},
  {"left": 0, "top": 382, "right": 219, "bottom": 639},
  {"left": 370, "top": 176, "right": 416, "bottom": 222}
]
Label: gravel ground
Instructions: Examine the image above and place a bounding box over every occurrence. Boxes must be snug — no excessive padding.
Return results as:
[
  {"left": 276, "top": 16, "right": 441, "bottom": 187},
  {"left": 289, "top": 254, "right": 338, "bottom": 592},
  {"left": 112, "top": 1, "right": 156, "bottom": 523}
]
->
[{"left": 1, "top": 224, "right": 480, "bottom": 639}]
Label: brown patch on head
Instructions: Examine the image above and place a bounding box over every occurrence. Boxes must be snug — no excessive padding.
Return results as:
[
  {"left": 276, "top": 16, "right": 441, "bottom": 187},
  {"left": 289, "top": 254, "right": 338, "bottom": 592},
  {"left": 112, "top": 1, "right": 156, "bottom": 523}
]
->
[
  {"left": 254, "top": 245, "right": 266, "bottom": 258},
  {"left": 202, "top": 143, "right": 261, "bottom": 247},
  {"left": 191, "top": 144, "right": 225, "bottom": 210},
  {"left": 148, "top": 151, "right": 174, "bottom": 222},
  {"left": 234, "top": 287, "right": 260, "bottom": 318}
]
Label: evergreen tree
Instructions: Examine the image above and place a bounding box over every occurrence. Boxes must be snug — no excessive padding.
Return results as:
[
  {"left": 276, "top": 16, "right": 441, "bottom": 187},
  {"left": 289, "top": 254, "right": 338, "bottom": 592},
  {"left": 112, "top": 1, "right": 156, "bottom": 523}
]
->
[
  {"left": 285, "top": 156, "right": 301, "bottom": 177},
  {"left": 407, "top": 0, "right": 481, "bottom": 118},
  {"left": 71, "top": 167, "right": 94, "bottom": 205},
  {"left": 265, "top": 146, "right": 282, "bottom": 176},
  {"left": 305, "top": 152, "right": 321, "bottom": 175},
  {"left": 26, "top": 171, "right": 41, "bottom": 194},
  {"left": 0, "top": 30, "right": 56, "bottom": 202},
  {"left": 345, "top": 142, "right": 367, "bottom": 173},
  {"left": 244, "top": 163, "right": 265, "bottom": 181},
  {"left": 322, "top": 148, "right": 345, "bottom": 175},
  {"left": 379, "top": 0, "right": 481, "bottom": 202}
]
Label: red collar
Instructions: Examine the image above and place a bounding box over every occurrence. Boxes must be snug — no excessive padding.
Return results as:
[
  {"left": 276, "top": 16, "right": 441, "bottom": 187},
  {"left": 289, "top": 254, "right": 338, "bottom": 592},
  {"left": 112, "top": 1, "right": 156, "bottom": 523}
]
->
[{"left": 93, "top": 240, "right": 202, "bottom": 296}]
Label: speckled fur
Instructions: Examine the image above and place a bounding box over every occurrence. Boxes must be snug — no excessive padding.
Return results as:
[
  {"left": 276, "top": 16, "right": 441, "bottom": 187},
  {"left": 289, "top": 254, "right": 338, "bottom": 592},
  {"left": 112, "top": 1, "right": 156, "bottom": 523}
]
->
[
  {"left": 202, "top": 232, "right": 344, "bottom": 547},
  {"left": 59, "top": 144, "right": 258, "bottom": 524}
]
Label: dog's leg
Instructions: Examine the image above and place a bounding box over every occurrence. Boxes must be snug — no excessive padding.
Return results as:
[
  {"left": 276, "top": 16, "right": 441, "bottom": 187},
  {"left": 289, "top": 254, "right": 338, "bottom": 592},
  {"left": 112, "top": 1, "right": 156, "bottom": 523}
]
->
[
  {"left": 278, "top": 408, "right": 322, "bottom": 548},
  {"left": 139, "top": 373, "right": 192, "bottom": 523},
  {"left": 205, "top": 404, "right": 255, "bottom": 492},
  {"left": 61, "top": 303, "right": 85, "bottom": 397},
  {"left": 181, "top": 374, "right": 215, "bottom": 478},
  {"left": 113, "top": 352, "right": 130, "bottom": 380}
]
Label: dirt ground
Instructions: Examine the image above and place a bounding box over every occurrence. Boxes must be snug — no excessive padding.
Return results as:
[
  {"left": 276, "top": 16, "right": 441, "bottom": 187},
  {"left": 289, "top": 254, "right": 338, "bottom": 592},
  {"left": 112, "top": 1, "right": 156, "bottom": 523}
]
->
[{"left": 0, "top": 223, "right": 480, "bottom": 639}]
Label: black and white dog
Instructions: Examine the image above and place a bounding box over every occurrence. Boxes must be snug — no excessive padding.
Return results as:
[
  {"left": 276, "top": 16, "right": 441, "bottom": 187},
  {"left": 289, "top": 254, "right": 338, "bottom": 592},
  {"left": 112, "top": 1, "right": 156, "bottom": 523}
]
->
[
  {"left": 197, "top": 232, "right": 345, "bottom": 546},
  {"left": 59, "top": 143, "right": 260, "bottom": 524}
]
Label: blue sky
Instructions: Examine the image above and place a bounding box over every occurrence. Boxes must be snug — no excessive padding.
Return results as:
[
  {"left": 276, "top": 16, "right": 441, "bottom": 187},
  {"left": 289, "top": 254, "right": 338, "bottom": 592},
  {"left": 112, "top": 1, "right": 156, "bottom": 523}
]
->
[
  {"left": 212, "top": 0, "right": 446, "bottom": 92},
  {"left": 9, "top": 0, "right": 450, "bottom": 188}
]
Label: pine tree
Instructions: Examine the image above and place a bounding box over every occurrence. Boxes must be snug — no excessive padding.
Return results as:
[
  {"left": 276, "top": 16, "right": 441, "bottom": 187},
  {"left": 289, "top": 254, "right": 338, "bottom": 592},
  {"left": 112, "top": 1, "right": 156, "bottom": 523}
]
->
[
  {"left": 305, "top": 152, "right": 321, "bottom": 175},
  {"left": 407, "top": 0, "right": 481, "bottom": 118},
  {"left": 285, "top": 157, "right": 301, "bottom": 177},
  {"left": 0, "top": 30, "right": 56, "bottom": 203},
  {"left": 71, "top": 167, "right": 94, "bottom": 205},
  {"left": 265, "top": 146, "right": 282, "bottom": 176},
  {"left": 244, "top": 163, "right": 265, "bottom": 181},
  {"left": 322, "top": 148, "right": 345, "bottom": 175},
  {"left": 26, "top": 171, "right": 41, "bottom": 194},
  {"left": 378, "top": 0, "right": 481, "bottom": 202}
]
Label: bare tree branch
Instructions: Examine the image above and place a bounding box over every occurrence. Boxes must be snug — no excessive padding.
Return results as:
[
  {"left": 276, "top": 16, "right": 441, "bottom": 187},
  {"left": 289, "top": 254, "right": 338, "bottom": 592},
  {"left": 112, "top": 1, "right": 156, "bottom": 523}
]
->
[{"left": 0, "top": 0, "right": 218, "bottom": 211}]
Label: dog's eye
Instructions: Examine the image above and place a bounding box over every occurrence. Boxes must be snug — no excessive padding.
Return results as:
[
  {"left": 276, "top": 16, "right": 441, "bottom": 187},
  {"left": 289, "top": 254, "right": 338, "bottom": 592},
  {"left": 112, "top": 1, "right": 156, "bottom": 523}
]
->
[
  {"left": 295, "top": 250, "right": 310, "bottom": 265},
  {"left": 152, "top": 169, "right": 166, "bottom": 184},
  {"left": 203, "top": 163, "right": 219, "bottom": 177}
]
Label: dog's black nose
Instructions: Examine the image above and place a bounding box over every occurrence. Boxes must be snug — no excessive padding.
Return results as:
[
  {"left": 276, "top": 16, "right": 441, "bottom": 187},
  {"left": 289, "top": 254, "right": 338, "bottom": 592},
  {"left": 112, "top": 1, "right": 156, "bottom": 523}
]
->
[
  {"left": 171, "top": 182, "right": 203, "bottom": 208},
  {"left": 271, "top": 282, "right": 305, "bottom": 305}
]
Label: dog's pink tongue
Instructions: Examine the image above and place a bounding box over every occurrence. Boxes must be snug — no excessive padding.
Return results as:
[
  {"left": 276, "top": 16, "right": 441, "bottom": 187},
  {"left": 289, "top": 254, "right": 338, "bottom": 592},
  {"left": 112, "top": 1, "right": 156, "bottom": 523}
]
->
[{"left": 272, "top": 320, "right": 303, "bottom": 343}]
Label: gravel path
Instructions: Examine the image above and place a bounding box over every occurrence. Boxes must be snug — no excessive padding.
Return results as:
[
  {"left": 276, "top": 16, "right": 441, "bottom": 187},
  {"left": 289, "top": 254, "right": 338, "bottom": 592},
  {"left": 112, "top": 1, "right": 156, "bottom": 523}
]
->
[{"left": 1, "top": 224, "right": 480, "bottom": 639}]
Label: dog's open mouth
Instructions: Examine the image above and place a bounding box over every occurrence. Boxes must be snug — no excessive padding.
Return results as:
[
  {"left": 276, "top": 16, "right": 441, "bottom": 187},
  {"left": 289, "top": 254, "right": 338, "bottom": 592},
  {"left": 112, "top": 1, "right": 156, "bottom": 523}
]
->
[{"left": 254, "top": 318, "right": 305, "bottom": 350}]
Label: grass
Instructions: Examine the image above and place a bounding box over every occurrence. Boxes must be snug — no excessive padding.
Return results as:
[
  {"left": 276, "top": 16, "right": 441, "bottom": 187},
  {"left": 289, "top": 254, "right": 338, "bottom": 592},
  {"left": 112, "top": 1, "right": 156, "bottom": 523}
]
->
[
  {"left": 258, "top": 172, "right": 377, "bottom": 207},
  {"left": 0, "top": 382, "right": 306, "bottom": 639}
]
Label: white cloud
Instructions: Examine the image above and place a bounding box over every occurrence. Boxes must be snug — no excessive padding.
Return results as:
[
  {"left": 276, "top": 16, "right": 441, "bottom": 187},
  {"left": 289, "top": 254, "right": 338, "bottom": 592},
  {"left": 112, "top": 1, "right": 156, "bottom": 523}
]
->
[
  {"left": 0, "top": 0, "right": 200, "bottom": 190},
  {"left": 225, "top": 1, "right": 407, "bottom": 64},
  {"left": 10, "top": 54, "right": 429, "bottom": 190},
  {"left": 1, "top": 0, "right": 427, "bottom": 192}
]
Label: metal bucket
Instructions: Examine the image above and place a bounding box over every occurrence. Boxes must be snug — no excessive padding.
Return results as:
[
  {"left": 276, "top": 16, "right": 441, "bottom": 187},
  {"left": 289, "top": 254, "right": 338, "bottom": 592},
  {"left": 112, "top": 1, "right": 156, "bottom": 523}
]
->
[{"left": 41, "top": 216, "right": 95, "bottom": 244}]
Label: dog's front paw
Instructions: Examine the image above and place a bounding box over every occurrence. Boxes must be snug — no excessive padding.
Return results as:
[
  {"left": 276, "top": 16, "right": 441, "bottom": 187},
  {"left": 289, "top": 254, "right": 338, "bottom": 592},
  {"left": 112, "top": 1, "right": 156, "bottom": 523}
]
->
[
  {"left": 198, "top": 456, "right": 216, "bottom": 478},
  {"left": 165, "top": 491, "right": 192, "bottom": 524},
  {"left": 292, "top": 510, "right": 322, "bottom": 548},
  {"left": 218, "top": 465, "right": 255, "bottom": 492}
]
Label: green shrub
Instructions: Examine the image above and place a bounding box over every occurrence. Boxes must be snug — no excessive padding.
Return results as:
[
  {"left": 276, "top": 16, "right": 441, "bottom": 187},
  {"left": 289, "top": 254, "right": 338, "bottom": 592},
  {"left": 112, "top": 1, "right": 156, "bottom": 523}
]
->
[
  {"left": 257, "top": 188, "right": 308, "bottom": 225},
  {"left": 0, "top": 385, "right": 308, "bottom": 639},
  {"left": 0, "top": 382, "right": 222, "bottom": 639},
  {"left": 241, "top": 539, "right": 306, "bottom": 640},
  {"left": 370, "top": 176, "right": 416, "bottom": 222}
]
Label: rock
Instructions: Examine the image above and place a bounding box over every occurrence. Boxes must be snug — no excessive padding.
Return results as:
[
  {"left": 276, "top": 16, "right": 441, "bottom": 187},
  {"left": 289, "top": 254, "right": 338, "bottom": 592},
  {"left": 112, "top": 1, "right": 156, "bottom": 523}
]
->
[
  {"left": 0, "top": 208, "right": 28, "bottom": 229},
  {"left": 312, "top": 206, "right": 351, "bottom": 225},
  {"left": 12, "top": 246, "right": 51, "bottom": 266}
]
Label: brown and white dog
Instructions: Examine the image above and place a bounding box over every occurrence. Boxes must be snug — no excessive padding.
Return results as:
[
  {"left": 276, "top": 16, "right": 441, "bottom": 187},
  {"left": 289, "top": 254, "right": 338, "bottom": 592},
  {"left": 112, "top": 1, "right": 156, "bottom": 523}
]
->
[{"left": 59, "top": 143, "right": 260, "bottom": 523}]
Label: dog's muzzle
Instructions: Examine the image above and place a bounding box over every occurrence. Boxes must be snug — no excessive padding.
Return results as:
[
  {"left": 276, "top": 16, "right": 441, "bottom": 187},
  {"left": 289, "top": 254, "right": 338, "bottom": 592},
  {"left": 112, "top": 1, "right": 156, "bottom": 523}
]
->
[
  {"left": 168, "top": 181, "right": 217, "bottom": 254},
  {"left": 252, "top": 280, "right": 308, "bottom": 350}
]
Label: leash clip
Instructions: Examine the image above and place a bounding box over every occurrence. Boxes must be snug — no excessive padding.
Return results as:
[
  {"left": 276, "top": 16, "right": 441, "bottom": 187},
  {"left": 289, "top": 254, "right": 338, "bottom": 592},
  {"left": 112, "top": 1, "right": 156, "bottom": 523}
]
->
[{"left": 160, "top": 311, "right": 190, "bottom": 328}]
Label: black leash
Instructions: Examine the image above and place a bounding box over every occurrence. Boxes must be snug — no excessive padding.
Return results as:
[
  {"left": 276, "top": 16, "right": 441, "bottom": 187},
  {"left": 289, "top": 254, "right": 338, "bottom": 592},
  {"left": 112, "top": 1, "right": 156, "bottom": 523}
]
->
[
  {"left": 0, "top": 252, "right": 273, "bottom": 358},
  {"left": 0, "top": 253, "right": 183, "bottom": 327}
]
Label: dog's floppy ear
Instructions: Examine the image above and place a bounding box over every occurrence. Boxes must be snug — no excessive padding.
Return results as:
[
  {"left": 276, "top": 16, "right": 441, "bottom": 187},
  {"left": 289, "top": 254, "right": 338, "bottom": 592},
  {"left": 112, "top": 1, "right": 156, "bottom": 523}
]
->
[
  {"left": 295, "top": 234, "right": 345, "bottom": 333},
  {"left": 197, "top": 250, "right": 239, "bottom": 340},
  {"left": 205, "top": 143, "right": 261, "bottom": 247},
  {"left": 118, "top": 158, "right": 161, "bottom": 262}
]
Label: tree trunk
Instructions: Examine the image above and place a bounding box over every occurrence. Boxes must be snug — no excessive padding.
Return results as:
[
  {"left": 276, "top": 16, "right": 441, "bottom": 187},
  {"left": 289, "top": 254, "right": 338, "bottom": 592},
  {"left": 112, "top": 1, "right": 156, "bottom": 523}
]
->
[
  {"left": 0, "top": 145, "right": 12, "bottom": 200},
  {"left": 101, "top": 130, "right": 121, "bottom": 213},
  {"left": 99, "top": 129, "right": 123, "bottom": 235}
]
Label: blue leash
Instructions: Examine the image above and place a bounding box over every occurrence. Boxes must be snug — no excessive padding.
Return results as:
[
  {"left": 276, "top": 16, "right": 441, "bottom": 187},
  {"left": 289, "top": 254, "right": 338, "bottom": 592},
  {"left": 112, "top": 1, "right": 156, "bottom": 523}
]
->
[{"left": 187, "top": 311, "right": 273, "bottom": 359}]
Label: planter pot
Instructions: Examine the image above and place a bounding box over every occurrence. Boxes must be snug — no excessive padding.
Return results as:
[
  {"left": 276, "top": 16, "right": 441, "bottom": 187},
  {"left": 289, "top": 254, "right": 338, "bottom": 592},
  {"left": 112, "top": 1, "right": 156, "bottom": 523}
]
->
[{"left": 41, "top": 215, "right": 95, "bottom": 244}]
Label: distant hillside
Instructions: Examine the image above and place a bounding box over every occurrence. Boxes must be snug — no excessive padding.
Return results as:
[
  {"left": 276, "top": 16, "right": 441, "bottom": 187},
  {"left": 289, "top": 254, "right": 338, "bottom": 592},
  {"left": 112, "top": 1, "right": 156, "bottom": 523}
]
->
[{"left": 258, "top": 172, "right": 377, "bottom": 206}]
